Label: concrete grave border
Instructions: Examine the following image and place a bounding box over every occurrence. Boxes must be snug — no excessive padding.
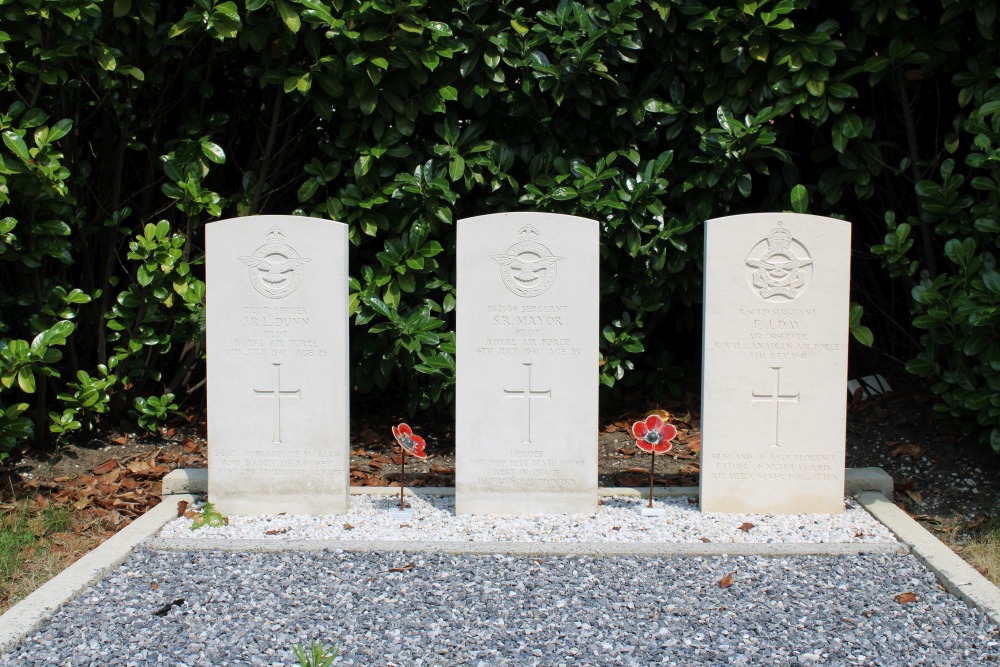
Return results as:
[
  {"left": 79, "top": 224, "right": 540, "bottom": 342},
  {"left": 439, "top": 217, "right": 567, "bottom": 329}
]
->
[{"left": 2, "top": 467, "right": 998, "bottom": 655}]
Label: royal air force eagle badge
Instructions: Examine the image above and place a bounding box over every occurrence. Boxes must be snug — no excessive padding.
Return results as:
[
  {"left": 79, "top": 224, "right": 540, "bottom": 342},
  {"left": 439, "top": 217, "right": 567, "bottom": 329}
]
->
[
  {"left": 745, "top": 221, "right": 813, "bottom": 301},
  {"left": 490, "top": 225, "right": 563, "bottom": 298},
  {"left": 239, "top": 227, "right": 311, "bottom": 299}
]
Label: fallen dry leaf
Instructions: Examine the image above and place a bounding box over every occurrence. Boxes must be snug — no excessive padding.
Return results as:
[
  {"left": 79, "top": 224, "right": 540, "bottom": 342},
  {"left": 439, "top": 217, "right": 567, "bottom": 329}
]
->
[
  {"left": 388, "top": 562, "right": 416, "bottom": 573},
  {"left": 719, "top": 572, "right": 734, "bottom": 588},
  {"left": 177, "top": 500, "right": 189, "bottom": 517},
  {"left": 92, "top": 459, "right": 118, "bottom": 475},
  {"left": 737, "top": 522, "right": 755, "bottom": 533},
  {"left": 430, "top": 464, "right": 455, "bottom": 474},
  {"left": 890, "top": 442, "right": 926, "bottom": 460},
  {"left": 700, "top": 537, "right": 712, "bottom": 543},
  {"left": 906, "top": 490, "right": 923, "bottom": 505},
  {"left": 152, "top": 599, "right": 185, "bottom": 617},
  {"left": 126, "top": 460, "right": 151, "bottom": 474},
  {"left": 359, "top": 427, "right": 381, "bottom": 445},
  {"left": 150, "top": 581, "right": 159, "bottom": 590},
  {"left": 895, "top": 591, "right": 917, "bottom": 605},
  {"left": 264, "top": 528, "right": 289, "bottom": 535},
  {"left": 343, "top": 523, "right": 354, "bottom": 530}
]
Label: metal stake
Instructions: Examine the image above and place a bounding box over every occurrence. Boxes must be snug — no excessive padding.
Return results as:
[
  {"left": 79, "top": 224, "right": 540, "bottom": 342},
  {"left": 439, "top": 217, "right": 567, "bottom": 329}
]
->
[
  {"left": 399, "top": 451, "right": 407, "bottom": 511},
  {"left": 648, "top": 451, "right": 655, "bottom": 508}
]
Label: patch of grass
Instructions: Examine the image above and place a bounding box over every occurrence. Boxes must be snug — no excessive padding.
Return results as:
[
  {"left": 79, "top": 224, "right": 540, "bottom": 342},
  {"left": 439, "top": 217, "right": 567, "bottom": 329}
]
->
[
  {"left": 0, "top": 503, "right": 35, "bottom": 579},
  {"left": 41, "top": 505, "right": 73, "bottom": 535},
  {"left": 964, "top": 520, "right": 1000, "bottom": 586},
  {"left": 0, "top": 500, "right": 109, "bottom": 614}
]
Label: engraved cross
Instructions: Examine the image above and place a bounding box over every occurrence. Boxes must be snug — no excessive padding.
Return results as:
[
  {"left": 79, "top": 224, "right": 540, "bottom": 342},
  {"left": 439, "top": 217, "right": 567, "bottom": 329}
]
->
[
  {"left": 503, "top": 363, "right": 551, "bottom": 444},
  {"left": 751, "top": 366, "right": 799, "bottom": 448},
  {"left": 253, "top": 362, "right": 300, "bottom": 445}
]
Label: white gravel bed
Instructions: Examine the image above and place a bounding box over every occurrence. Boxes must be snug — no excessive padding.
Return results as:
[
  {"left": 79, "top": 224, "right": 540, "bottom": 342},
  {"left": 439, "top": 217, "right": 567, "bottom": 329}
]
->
[{"left": 157, "top": 495, "right": 897, "bottom": 544}]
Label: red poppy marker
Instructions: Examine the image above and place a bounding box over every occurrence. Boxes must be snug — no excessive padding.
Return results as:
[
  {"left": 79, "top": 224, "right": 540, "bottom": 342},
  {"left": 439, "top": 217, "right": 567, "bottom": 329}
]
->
[
  {"left": 392, "top": 423, "right": 427, "bottom": 512},
  {"left": 631, "top": 414, "right": 678, "bottom": 510}
]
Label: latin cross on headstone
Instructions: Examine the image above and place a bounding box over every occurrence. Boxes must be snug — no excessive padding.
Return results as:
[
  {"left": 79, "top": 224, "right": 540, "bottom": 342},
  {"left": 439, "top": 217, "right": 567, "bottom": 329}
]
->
[
  {"left": 751, "top": 366, "right": 799, "bottom": 448},
  {"left": 503, "top": 362, "right": 551, "bottom": 444},
  {"left": 253, "top": 362, "right": 300, "bottom": 445}
]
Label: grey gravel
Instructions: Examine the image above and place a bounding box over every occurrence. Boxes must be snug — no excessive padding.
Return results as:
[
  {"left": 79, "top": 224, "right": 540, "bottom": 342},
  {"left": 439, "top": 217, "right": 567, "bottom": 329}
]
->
[{"left": 2, "top": 549, "right": 997, "bottom": 666}]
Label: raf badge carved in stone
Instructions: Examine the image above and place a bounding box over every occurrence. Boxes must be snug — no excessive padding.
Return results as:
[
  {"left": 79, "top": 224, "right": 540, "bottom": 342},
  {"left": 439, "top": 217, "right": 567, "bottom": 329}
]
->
[
  {"left": 490, "top": 225, "right": 563, "bottom": 298},
  {"left": 745, "top": 222, "right": 813, "bottom": 301},
  {"left": 239, "top": 227, "right": 311, "bottom": 299}
]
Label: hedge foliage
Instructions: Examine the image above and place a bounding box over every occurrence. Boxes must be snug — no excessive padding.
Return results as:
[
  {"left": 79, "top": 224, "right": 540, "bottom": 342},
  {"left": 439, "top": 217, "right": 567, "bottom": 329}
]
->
[{"left": 0, "top": 0, "right": 998, "bottom": 457}]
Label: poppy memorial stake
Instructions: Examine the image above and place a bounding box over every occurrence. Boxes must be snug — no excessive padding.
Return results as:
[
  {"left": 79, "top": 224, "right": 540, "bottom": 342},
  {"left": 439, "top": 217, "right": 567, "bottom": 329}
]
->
[
  {"left": 631, "top": 414, "right": 678, "bottom": 516},
  {"left": 391, "top": 423, "right": 428, "bottom": 513}
]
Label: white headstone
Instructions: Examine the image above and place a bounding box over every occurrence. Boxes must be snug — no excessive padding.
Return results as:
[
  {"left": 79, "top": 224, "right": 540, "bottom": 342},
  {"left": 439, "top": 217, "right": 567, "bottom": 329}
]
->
[
  {"left": 700, "top": 213, "right": 851, "bottom": 514},
  {"left": 206, "top": 215, "right": 349, "bottom": 516},
  {"left": 456, "top": 212, "right": 599, "bottom": 515}
]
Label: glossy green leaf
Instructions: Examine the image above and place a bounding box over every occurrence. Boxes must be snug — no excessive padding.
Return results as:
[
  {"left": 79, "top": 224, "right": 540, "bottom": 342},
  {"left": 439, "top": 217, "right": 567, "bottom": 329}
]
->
[
  {"left": 2, "top": 131, "right": 29, "bottom": 164},
  {"left": 790, "top": 184, "right": 809, "bottom": 213}
]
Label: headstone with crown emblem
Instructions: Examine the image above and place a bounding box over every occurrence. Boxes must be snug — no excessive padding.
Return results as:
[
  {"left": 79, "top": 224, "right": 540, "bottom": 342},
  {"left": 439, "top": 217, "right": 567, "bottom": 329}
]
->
[
  {"left": 455, "top": 212, "right": 599, "bottom": 515},
  {"left": 700, "top": 213, "right": 851, "bottom": 514},
  {"left": 206, "top": 215, "right": 349, "bottom": 515}
]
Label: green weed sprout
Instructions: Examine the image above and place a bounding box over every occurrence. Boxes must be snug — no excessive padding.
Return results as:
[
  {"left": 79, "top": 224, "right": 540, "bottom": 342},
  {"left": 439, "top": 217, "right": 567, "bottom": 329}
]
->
[
  {"left": 188, "top": 502, "right": 227, "bottom": 530},
  {"left": 292, "top": 639, "right": 339, "bottom": 667}
]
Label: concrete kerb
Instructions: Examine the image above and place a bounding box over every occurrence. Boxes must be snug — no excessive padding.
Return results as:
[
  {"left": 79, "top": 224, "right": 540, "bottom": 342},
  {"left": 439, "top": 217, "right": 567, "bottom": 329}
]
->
[
  {"left": 160, "top": 466, "right": 895, "bottom": 499},
  {"left": 857, "top": 491, "right": 1000, "bottom": 627},
  {"left": 0, "top": 493, "right": 198, "bottom": 655},
  {"left": 144, "top": 537, "right": 906, "bottom": 558}
]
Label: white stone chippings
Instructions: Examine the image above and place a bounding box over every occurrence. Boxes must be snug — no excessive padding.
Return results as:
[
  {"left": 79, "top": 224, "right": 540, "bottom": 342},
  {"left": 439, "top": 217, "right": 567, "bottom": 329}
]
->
[{"left": 156, "top": 495, "right": 897, "bottom": 544}]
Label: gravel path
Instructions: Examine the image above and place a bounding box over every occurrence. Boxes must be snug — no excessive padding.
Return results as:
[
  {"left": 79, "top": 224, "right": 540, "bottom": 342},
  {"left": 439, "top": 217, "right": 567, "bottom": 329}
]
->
[
  {"left": 3, "top": 498, "right": 996, "bottom": 666},
  {"left": 156, "top": 495, "right": 897, "bottom": 545},
  {"left": 2, "top": 549, "right": 997, "bottom": 667}
]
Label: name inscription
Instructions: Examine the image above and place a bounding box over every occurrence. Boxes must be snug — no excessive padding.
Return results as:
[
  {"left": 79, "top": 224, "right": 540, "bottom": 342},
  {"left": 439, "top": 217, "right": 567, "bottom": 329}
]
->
[
  {"left": 477, "top": 304, "right": 581, "bottom": 357},
  {"left": 711, "top": 307, "right": 842, "bottom": 361},
  {"left": 225, "top": 305, "right": 329, "bottom": 357}
]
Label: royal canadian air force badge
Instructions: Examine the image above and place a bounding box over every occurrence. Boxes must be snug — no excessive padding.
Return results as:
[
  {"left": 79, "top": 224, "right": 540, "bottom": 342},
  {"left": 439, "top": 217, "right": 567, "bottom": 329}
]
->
[
  {"left": 490, "top": 225, "right": 563, "bottom": 298},
  {"left": 745, "top": 221, "right": 813, "bottom": 301},
  {"left": 239, "top": 227, "right": 311, "bottom": 299}
]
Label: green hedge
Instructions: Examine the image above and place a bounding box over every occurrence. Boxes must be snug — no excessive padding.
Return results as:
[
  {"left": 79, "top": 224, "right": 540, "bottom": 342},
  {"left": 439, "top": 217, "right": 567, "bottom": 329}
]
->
[{"left": 0, "top": 0, "right": 998, "bottom": 457}]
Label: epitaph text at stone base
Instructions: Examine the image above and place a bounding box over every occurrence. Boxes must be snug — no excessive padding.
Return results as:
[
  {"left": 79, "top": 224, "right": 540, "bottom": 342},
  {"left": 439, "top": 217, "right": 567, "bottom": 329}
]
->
[
  {"left": 700, "top": 213, "right": 851, "bottom": 514},
  {"left": 456, "top": 212, "right": 599, "bottom": 515},
  {"left": 206, "top": 215, "right": 349, "bottom": 516}
]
